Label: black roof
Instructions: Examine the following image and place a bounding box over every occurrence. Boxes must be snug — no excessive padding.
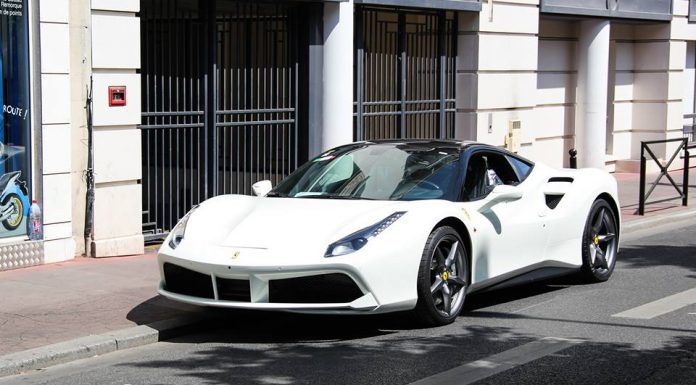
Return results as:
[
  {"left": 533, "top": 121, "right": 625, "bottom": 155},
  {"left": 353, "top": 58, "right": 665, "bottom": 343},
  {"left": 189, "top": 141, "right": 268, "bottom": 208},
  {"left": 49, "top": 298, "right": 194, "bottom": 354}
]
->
[{"left": 340, "top": 139, "right": 532, "bottom": 163}]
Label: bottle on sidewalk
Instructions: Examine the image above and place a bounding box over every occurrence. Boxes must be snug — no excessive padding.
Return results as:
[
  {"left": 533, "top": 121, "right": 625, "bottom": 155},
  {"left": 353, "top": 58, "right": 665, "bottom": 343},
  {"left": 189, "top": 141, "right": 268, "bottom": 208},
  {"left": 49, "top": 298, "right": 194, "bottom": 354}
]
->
[{"left": 29, "top": 200, "right": 42, "bottom": 241}]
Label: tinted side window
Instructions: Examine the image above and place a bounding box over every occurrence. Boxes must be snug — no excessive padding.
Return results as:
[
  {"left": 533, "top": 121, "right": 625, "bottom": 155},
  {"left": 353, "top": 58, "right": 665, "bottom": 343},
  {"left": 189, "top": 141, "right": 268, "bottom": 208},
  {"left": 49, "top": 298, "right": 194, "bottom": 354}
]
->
[
  {"left": 462, "top": 152, "right": 520, "bottom": 201},
  {"left": 507, "top": 155, "right": 533, "bottom": 182}
]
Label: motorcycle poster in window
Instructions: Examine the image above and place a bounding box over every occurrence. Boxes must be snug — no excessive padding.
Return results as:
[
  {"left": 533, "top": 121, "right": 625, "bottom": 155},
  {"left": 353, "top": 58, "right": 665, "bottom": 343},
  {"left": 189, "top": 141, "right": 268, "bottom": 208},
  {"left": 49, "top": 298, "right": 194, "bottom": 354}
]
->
[{"left": 0, "top": 0, "right": 31, "bottom": 238}]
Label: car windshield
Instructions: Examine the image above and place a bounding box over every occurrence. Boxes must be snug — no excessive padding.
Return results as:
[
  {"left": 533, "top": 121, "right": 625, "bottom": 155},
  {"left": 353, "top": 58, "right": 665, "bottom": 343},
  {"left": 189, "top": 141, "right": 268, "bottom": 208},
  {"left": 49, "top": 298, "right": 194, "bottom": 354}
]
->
[{"left": 270, "top": 143, "right": 461, "bottom": 201}]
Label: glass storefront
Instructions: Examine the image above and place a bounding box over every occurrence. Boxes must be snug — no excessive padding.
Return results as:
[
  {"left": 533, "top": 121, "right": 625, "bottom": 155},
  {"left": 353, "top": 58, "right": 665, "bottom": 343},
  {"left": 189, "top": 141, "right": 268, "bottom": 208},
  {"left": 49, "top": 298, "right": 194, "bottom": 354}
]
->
[{"left": 0, "top": 0, "right": 31, "bottom": 238}]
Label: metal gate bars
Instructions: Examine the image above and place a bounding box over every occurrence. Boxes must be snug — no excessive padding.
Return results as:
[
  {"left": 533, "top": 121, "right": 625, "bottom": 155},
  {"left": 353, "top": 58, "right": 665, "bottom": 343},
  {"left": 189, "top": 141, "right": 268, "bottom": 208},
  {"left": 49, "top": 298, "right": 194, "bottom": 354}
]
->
[
  {"left": 354, "top": 7, "right": 457, "bottom": 141},
  {"left": 140, "top": 0, "right": 300, "bottom": 240}
]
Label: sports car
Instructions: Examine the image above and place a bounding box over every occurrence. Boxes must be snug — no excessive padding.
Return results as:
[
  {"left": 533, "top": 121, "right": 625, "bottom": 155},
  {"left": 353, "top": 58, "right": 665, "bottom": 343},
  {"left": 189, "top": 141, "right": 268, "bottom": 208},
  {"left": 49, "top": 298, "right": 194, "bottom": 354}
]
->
[{"left": 158, "top": 140, "right": 620, "bottom": 325}]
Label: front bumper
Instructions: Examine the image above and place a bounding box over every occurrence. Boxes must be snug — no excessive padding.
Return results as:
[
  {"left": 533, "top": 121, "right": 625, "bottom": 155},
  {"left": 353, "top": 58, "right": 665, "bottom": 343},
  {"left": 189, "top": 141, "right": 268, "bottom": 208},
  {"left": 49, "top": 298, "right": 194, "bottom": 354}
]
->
[{"left": 157, "top": 252, "right": 404, "bottom": 314}]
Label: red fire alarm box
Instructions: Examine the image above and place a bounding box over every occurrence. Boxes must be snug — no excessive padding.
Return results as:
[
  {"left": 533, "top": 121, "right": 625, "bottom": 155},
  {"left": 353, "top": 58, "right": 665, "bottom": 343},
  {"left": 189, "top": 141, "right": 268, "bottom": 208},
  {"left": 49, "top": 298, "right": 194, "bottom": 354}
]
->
[{"left": 108, "top": 86, "right": 127, "bottom": 107}]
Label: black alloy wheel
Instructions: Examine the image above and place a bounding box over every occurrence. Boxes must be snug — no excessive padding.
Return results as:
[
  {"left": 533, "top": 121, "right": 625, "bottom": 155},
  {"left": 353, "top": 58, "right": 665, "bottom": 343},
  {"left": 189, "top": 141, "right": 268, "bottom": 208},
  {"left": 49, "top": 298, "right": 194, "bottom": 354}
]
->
[
  {"left": 580, "top": 199, "right": 619, "bottom": 282},
  {"left": 414, "top": 226, "right": 468, "bottom": 326}
]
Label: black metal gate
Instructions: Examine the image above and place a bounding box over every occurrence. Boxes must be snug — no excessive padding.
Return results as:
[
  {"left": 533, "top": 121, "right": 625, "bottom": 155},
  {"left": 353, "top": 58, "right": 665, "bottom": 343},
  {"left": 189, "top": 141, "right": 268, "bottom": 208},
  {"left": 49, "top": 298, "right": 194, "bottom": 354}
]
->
[
  {"left": 140, "top": 0, "right": 301, "bottom": 239},
  {"left": 354, "top": 7, "right": 457, "bottom": 141}
]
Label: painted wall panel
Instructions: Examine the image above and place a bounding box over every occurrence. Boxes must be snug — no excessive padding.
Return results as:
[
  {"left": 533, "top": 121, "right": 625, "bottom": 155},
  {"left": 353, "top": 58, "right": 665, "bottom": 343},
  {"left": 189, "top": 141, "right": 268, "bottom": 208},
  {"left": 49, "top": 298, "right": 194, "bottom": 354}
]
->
[
  {"left": 93, "top": 128, "right": 142, "bottom": 183},
  {"left": 477, "top": 73, "right": 537, "bottom": 110},
  {"left": 43, "top": 174, "right": 72, "bottom": 224},
  {"left": 41, "top": 74, "right": 71, "bottom": 124},
  {"left": 39, "top": 0, "right": 69, "bottom": 23},
  {"left": 533, "top": 105, "right": 574, "bottom": 139},
  {"left": 536, "top": 73, "right": 576, "bottom": 105},
  {"left": 479, "top": 2, "right": 539, "bottom": 34},
  {"left": 40, "top": 23, "right": 70, "bottom": 74},
  {"left": 538, "top": 39, "right": 576, "bottom": 71},
  {"left": 91, "top": 14, "right": 140, "bottom": 69},
  {"left": 93, "top": 183, "right": 142, "bottom": 240},
  {"left": 92, "top": 73, "right": 141, "bottom": 126},
  {"left": 42, "top": 124, "right": 71, "bottom": 175},
  {"left": 91, "top": 0, "right": 140, "bottom": 12},
  {"left": 478, "top": 34, "right": 537, "bottom": 71}
]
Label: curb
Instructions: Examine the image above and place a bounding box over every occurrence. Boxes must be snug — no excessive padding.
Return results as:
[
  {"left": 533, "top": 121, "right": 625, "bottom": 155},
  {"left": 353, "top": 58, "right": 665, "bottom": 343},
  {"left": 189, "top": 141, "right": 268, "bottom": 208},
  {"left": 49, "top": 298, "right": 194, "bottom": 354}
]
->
[
  {"left": 622, "top": 208, "right": 696, "bottom": 235},
  {"left": 0, "top": 314, "right": 206, "bottom": 378}
]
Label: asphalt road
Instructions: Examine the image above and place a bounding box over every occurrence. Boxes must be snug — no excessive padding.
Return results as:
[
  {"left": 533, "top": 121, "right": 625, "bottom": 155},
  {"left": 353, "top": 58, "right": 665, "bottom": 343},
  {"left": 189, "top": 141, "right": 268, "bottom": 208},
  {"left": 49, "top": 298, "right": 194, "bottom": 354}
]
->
[{"left": 3, "top": 222, "right": 695, "bottom": 385}]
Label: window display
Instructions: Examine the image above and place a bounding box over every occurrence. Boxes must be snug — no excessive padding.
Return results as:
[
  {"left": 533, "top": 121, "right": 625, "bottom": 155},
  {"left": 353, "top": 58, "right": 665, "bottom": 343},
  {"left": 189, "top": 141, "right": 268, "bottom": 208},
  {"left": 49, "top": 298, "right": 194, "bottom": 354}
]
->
[{"left": 0, "top": 0, "right": 31, "bottom": 238}]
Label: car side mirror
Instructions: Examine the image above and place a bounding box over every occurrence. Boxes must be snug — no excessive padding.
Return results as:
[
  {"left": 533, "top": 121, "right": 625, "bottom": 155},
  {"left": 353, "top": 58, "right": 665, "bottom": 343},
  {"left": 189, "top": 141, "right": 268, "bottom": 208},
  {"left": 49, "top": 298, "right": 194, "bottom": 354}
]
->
[
  {"left": 252, "top": 180, "right": 273, "bottom": 197},
  {"left": 490, "top": 184, "right": 523, "bottom": 202}
]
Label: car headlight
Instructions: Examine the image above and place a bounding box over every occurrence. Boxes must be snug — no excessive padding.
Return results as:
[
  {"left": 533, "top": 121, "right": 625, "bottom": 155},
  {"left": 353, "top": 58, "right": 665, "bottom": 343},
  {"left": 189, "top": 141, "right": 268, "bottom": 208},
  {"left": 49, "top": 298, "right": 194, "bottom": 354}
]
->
[
  {"left": 168, "top": 205, "right": 199, "bottom": 249},
  {"left": 325, "top": 212, "right": 406, "bottom": 257}
]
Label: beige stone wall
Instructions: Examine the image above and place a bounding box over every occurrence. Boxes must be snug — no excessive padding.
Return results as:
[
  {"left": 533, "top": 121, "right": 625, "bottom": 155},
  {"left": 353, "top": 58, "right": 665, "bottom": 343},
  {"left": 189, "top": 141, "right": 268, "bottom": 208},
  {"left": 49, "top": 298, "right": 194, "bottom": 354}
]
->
[
  {"left": 457, "top": 1, "right": 696, "bottom": 170},
  {"left": 536, "top": 18, "right": 577, "bottom": 168},
  {"left": 39, "top": 0, "right": 76, "bottom": 262},
  {"left": 69, "top": 0, "right": 91, "bottom": 256},
  {"left": 89, "top": 1, "right": 144, "bottom": 257},
  {"left": 455, "top": 1, "right": 540, "bottom": 153}
]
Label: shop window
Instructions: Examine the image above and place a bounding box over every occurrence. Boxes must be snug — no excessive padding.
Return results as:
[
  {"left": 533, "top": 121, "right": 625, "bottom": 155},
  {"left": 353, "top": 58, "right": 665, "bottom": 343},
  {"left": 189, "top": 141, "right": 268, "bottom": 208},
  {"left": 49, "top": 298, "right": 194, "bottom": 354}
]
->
[{"left": 0, "top": 0, "right": 31, "bottom": 238}]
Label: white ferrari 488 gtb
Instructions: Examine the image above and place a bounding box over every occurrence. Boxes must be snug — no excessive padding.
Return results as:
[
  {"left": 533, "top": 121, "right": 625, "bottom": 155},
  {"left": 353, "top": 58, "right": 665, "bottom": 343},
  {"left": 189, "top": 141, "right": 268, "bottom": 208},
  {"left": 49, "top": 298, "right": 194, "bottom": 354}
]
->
[{"left": 158, "top": 140, "right": 620, "bottom": 326}]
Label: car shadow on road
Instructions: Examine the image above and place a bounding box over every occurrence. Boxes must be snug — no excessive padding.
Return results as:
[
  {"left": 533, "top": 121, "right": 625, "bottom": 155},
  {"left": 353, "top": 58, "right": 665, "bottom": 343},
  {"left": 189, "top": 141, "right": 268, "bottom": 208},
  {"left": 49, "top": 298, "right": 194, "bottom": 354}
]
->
[
  {"left": 117, "top": 322, "right": 696, "bottom": 385},
  {"left": 618, "top": 244, "right": 696, "bottom": 272},
  {"left": 126, "top": 278, "right": 572, "bottom": 341},
  {"left": 126, "top": 295, "right": 204, "bottom": 326}
]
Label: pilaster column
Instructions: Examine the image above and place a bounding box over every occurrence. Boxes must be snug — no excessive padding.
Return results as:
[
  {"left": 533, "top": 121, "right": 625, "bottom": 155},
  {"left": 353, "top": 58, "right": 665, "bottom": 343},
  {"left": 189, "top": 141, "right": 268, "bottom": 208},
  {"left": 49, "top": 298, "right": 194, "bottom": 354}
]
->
[
  {"left": 321, "top": 0, "right": 354, "bottom": 151},
  {"left": 575, "top": 19, "right": 610, "bottom": 169}
]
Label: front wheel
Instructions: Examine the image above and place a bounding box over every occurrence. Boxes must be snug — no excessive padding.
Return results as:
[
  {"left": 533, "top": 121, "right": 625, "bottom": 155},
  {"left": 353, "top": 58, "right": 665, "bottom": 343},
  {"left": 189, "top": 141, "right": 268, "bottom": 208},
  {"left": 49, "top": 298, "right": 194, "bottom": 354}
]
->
[
  {"left": 579, "top": 199, "right": 619, "bottom": 282},
  {"left": 1, "top": 193, "right": 23, "bottom": 231},
  {"left": 413, "top": 226, "right": 469, "bottom": 326}
]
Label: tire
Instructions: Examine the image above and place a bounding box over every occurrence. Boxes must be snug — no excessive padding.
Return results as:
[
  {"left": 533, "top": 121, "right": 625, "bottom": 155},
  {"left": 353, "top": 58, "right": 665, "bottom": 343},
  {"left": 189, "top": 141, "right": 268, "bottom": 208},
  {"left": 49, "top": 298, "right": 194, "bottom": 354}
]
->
[
  {"left": 1, "top": 193, "right": 23, "bottom": 231},
  {"left": 413, "top": 226, "right": 469, "bottom": 326},
  {"left": 579, "top": 199, "right": 619, "bottom": 282}
]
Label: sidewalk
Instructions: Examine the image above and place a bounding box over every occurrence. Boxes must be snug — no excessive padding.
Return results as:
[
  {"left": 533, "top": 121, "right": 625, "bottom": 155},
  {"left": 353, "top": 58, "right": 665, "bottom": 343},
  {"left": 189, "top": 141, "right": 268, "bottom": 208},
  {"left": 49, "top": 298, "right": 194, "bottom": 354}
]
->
[
  {"left": 0, "top": 249, "right": 200, "bottom": 357},
  {"left": 616, "top": 167, "right": 696, "bottom": 223},
  {"left": 1, "top": 169, "right": 695, "bottom": 373}
]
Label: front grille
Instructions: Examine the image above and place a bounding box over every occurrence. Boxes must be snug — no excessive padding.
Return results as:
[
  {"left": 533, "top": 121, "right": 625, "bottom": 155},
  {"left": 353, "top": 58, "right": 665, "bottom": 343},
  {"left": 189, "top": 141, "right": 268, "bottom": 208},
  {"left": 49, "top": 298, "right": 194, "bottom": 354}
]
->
[
  {"left": 268, "top": 273, "right": 364, "bottom": 304},
  {"left": 163, "top": 263, "right": 214, "bottom": 299},
  {"left": 216, "top": 278, "right": 251, "bottom": 302}
]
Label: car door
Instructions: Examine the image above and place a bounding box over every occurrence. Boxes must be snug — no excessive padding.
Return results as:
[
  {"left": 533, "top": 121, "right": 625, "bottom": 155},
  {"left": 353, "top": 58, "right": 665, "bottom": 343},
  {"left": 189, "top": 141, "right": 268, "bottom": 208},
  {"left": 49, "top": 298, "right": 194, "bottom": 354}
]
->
[{"left": 460, "top": 150, "right": 550, "bottom": 285}]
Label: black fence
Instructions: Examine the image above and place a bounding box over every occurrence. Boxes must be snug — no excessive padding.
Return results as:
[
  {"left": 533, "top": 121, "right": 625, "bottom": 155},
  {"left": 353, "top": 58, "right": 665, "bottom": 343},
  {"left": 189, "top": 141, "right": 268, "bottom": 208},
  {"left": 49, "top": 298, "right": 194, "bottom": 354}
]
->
[
  {"left": 638, "top": 138, "right": 690, "bottom": 216},
  {"left": 684, "top": 113, "right": 696, "bottom": 144},
  {"left": 354, "top": 7, "right": 457, "bottom": 141},
  {"left": 140, "top": 0, "right": 303, "bottom": 240}
]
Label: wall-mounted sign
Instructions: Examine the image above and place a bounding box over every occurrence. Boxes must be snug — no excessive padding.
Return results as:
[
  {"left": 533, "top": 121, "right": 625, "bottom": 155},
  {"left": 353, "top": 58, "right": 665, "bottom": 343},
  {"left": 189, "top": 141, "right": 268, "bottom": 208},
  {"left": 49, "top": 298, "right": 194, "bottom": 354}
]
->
[{"left": 0, "top": 0, "right": 31, "bottom": 239}]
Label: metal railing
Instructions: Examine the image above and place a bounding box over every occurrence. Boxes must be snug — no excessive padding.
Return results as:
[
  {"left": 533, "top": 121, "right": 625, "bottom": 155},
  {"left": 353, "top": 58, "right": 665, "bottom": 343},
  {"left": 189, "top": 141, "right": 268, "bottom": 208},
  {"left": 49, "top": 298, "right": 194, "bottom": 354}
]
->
[
  {"left": 638, "top": 138, "right": 690, "bottom": 216},
  {"left": 684, "top": 113, "right": 696, "bottom": 144},
  {"left": 354, "top": 7, "right": 457, "bottom": 141},
  {"left": 139, "top": 1, "right": 301, "bottom": 240}
]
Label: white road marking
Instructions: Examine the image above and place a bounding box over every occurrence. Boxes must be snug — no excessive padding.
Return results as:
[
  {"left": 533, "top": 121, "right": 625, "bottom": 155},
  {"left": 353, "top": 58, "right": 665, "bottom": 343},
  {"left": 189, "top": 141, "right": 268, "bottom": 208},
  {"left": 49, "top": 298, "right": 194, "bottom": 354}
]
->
[
  {"left": 510, "top": 298, "right": 555, "bottom": 314},
  {"left": 612, "top": 288, "right": 696, "bottom": 320},
  {"left": 409, "top": 337, "right": 581, "bottom": 385}
]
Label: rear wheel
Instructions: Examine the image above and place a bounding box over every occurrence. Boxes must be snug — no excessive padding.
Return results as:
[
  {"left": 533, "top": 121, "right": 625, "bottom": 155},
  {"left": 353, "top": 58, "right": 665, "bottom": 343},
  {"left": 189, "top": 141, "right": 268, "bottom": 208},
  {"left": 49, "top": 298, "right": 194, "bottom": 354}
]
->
[
  {"left": 579, "top": 199, "right": 618, "bottom": 282},
  {"left": 413, "top": 226, "right": 468, "bottom": 326}
]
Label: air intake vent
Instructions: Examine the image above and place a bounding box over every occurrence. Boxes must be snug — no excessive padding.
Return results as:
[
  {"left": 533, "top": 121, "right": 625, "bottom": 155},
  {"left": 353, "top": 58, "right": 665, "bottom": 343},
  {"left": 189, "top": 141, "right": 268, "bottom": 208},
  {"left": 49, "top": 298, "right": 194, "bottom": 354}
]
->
[
  {"left": 163, "top": 263, "right": 214, "bottom": 299},
  {"left": 548, "top": 177, "right": 574, "bottom": 183},
  {"left": 545, "top": 194, "right": 564, "bottom": 209},
  {"left": 216, "top": 278, "right": 251, "bottom": 302},
  {"left": 269, "top": 274, "right": 363, "bottom": 304}
]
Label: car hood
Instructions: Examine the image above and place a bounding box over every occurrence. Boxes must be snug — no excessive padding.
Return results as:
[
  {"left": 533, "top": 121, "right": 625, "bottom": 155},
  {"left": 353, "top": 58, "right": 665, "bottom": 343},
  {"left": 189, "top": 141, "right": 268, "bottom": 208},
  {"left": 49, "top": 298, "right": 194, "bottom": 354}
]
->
[{"left": 186, "top": 195, "right": 408, "bottom": 253}]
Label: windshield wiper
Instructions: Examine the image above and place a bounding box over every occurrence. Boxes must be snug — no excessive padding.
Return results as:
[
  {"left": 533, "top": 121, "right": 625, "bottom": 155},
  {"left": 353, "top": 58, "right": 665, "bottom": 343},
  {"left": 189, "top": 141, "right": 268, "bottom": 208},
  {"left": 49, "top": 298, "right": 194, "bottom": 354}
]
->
[
  {"left": 296, "top": 194, "right": 375, "bottom": 200},
  {"left": 265, "top": 191, "right": 287, "bottom": 197}
]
